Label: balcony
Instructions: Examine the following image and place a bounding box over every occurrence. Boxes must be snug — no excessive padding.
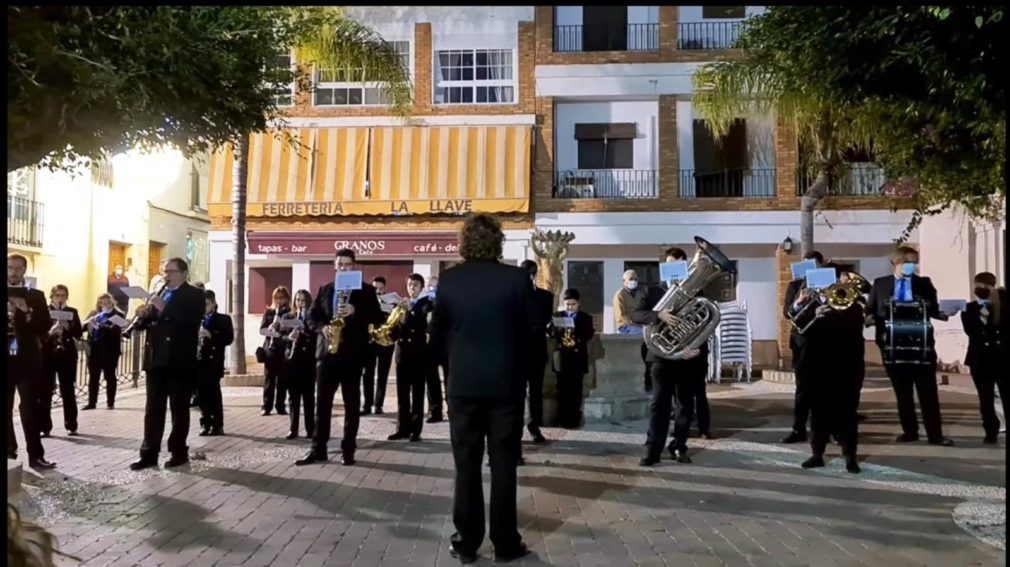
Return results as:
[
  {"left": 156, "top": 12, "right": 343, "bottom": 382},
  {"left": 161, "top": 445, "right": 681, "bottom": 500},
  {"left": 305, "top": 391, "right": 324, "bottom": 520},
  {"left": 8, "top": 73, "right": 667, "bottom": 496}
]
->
[
  {"left": 554, "top": 23, "right": 660, "bottom": 53},
  {"left": 677, "top": 21, "right": 745, "bottom": 50},
  {"left": 6, "top": 195, "right": 44, "bottom": 248},
  {"left": 796, "top": 163, "right": 887, "bottom": 196},
  {"left": 554, "top": 170, "right": 659, "bottom": 199},
  {"left": 679, "top": 169, "right": 776, "bottom": 198}
]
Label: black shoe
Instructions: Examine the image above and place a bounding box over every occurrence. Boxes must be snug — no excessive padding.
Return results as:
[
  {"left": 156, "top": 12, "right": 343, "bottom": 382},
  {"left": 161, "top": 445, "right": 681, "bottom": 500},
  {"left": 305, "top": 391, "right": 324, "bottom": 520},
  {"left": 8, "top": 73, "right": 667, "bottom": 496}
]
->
[
  {"left": 845, "top": 458, "right": 861, "bottom": 474},
  {"left": 209, "top": 428, "right": 224, "bottom": 437},
  {"left": 165, "top": 455, "right": 189, "bottom": 468},
  {"left": 295, "top": 451, "right": 328, "bottom": 466},
  {"left": 107, "top": 404, "right": 115, "bottom": 410},
  {"left": 81, "top": 405, "right": 96, "bottom": 411},
  {"left": 374, "top": 408, "right": 384, "bottom": 415},
  {"left": 199, "top": 428, "right": 210, "bottom": 437},
  {"left": 426, "top": 415, "right": 444, "bottom": 424},
  {"left": 700, "top": 432, "right": 715, "bottom": 440},
  {"left": 387, "top": 431, "right": 410, "bottom": 441},
  {"left": 671, "top": 449, "right": 692, "bottom": 464},
  {"left": 341, "top": 454, "right": 355, "bottom": 466},
  {"left": 29, "top": 459, "right": 56, "bottom": 470},
  {"left": 639, "top": 455, "right": 660, "bottom": 467},
  {"left": 261, "top": 409, "right": 271, "bottom": 416},
  {"left": 276, "top": 409, "right": 288, "bottom": 416},
  {"left": 129, "top": 459, "right": 157, "bottom": 471},
  {"left": 7, "top": 452, "right": 17, "bottom": 460},
  {"left": 781, "top": 431, "right": 807, "bottom": 444},
  {"left": 856, "top": 413, "right": 868, "bottom": 422},
  {"left": 983, "top": 435, "right": 998, "bottom": 445},
  {"left": 67, "top": 430, "right": 78, "bottom": 437},
  {"left": 928, "top": 437, "right": 954, "bottom": 447},
  {"left": 409, "top": 433, "right": 421, "bottom": 442},
  {"left": 494, "top": 543, "right": 530, "bottom": 563},
  {"left": 450, "top": 546, "right": 478, "bottom": 564},
  {"left": 361, "top": 408, "right": 373, "bottom": 416},
  {"left": 41, "top": 431, "right": 51, "bottom": 438},
  {"left": 895, "top": 433, "right": 920, "bottom": 443},
  {"left": 801, "top": 456, "right": 825, "bottom": 469},
  {"left": 286, "top": 432, "right": 299, "bottom": 440},
  {"left": 517, "top": 456, "right": 525, "bottom": 466}
]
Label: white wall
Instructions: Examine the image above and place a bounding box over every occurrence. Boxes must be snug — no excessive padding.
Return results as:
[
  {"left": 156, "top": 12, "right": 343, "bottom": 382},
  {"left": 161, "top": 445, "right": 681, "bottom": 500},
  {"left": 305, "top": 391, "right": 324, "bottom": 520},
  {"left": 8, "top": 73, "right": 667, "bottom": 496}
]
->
[
  {"left": 537, "top": 63, "right": 701, "bottom": 98},
  {"left": 554, "top": 101, "right": 659, "bottom": 171},
  {"left": 677, "top": 100, "right": 775, "bottom": 170}
]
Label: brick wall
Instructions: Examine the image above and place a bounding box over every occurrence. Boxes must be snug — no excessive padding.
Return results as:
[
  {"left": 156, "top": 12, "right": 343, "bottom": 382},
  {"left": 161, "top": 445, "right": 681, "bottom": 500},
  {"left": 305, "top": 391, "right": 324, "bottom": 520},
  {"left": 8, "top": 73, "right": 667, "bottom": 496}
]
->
[{"left": 774, "top": 243, "right": 795, "bottom": 366}]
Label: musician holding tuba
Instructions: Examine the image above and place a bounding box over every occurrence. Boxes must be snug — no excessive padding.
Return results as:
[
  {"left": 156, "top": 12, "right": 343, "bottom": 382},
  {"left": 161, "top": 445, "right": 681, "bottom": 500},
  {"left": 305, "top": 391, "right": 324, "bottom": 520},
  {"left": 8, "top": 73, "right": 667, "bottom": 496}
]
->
[
  {"left": 41, "top": 284, "right": 83, "bottom": 437},
  {"left": 386, "top": 274, "right": 433, "bottom": 442},
  {"left": 865, "top": 246, "right": 953, "bottom": 447},
  {"left": 633, "top": 241, "right": 734, "bottom": 466},
  {"left": 547, "top": 289, "right": 595, "bottom": 430},
  {"left": 195, "top": 290, "right": 234, "bottom": 437},
  {"left": 295, "top": 248, "right": 383, "bottom": 467},
  {"left": 282, "top": 289, "right": 317, "bottom": 440}
]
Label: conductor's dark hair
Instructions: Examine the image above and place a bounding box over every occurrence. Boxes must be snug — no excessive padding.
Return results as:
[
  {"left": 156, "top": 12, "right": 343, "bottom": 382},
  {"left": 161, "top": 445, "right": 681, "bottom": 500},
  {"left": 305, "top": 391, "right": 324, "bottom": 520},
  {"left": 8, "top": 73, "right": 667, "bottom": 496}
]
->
[
  {"left": 520, "top": 260, "right": 538, "bottom": 275},
  {"left": 663, "top": 247, "right": 687, "bottom": 261},
  {"left": 459, "top": 214, "right": 504, "bottom": 262},
  {"left": 336, "top": 248, "right": 356, "bottom": 262}
]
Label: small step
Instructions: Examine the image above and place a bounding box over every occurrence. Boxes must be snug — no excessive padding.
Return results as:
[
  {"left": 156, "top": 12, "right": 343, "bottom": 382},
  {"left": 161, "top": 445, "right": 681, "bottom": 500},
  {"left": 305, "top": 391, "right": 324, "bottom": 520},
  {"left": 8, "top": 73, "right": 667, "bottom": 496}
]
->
[
  {"left": 763, "top": 369, "right": 796, "bottom": 384},
  {"left": 7, "top": 460, "right": 23, "bottom": 502}
]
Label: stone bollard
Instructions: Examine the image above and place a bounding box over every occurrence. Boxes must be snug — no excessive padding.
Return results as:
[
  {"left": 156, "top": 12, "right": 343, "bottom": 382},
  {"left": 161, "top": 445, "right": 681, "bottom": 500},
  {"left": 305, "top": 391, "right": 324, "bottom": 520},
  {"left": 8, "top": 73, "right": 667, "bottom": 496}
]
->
[{"left": 582, "top": 334, "right": 651, "bottom": 423}]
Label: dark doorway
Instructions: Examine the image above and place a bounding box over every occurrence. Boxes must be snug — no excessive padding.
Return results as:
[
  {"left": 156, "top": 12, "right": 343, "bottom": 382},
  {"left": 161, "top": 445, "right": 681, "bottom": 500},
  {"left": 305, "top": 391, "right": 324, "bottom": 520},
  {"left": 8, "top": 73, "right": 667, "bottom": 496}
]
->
[{"left": 583, "top": 6, "right": 627, "bottom": 51}]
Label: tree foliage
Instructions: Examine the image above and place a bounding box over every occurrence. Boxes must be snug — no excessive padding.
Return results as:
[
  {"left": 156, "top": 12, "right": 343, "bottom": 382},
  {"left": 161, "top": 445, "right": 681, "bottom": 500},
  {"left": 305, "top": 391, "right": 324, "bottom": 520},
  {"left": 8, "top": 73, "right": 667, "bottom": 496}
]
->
[{"left": 7, "top": 6, "right": 413, "bottom": 172}]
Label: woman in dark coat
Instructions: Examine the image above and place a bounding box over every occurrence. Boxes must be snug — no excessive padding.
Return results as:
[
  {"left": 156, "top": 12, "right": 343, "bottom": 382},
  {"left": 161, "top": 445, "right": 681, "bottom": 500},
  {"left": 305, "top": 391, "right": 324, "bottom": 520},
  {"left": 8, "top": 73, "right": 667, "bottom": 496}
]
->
[
  {"left": 282, "top": 289, "right": 317, "bottom": 440},
  {"left": 83, "top": 293, "right": 126, "bottom": 410},
  {"left": 259, "top": 286, "right": 291, "bottom": 416}
]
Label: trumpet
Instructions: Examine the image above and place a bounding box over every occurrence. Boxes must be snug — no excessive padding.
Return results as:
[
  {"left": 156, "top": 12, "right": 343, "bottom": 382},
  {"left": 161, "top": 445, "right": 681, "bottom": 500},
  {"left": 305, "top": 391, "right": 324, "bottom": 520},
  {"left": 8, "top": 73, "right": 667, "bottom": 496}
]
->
[
  {"left": 369, "top": 300, "right": 409, "bottom": 347},
  {"left": 123, "top": 282, "right": 167, "bottom": 338},
  {"left": 327, "top": 290, "right": 349, "bottom": 355}
]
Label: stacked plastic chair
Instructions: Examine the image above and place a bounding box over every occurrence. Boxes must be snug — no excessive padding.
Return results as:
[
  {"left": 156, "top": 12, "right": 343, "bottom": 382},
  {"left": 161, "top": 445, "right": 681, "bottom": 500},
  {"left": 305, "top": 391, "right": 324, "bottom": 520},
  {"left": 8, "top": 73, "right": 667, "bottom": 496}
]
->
[{"left": 714, "top": 300, "right": 753, "bottom": 383}]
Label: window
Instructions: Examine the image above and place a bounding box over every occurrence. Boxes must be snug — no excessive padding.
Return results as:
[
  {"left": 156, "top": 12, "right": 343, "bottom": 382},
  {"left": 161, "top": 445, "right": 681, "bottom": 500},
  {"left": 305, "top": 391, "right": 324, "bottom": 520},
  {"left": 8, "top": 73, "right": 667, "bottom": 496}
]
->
[
  {"left": 271, "top": 52, "right": 295, "bottom": 107},
  {"left": 189, "top": 162, "right": 207, "bottom": 211},
  {"left": 577, "top": 139, "right": 633, "bottom": 169},
  {"left": 91, "top": 158, "right": 114, "bottom": 188},
  {"left": 703, "top": 6, "right": 746, "bottom": 19},
  {"left": 624, "top": 261, "right": 660, "bottom": 289},
  {"left": 315, "top": 41, "right": 411, "bottom": 106},
  {"left": 703, "top": 259, "right": 738, "bottom": 302},
  {"left": 7, "top": 167, "right": 36, "bottom": 199},
  {"left": 567, "top": 261, "right": 604, "bottom": 332},
  {"left": 433, "top": 48, "right": 515, "bottom": 105}
]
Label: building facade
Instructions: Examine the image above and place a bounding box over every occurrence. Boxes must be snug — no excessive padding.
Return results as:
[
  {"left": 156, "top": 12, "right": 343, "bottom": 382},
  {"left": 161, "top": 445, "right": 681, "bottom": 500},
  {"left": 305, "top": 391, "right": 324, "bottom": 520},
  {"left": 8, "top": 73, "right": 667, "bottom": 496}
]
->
[{"left": 205, "top": 6, "right": 919, "bottom": 365}]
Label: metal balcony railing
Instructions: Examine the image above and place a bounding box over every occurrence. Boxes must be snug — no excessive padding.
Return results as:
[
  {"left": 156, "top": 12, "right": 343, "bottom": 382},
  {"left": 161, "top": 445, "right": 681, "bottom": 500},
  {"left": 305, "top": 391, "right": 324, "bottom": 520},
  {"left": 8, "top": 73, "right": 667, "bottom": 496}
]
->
[
  {"left": 554, "top": 23, "right": 660, "bottom": 53},
  {"left": 796, "top": 163, "right": 887, "bottom": 196},
  {"left": 6, "top": 195, "right": 44, "bottom": 248},
  {"left": 679, "top": 169, "right": 776, "bottom": 198},
  {"left": 554, "top": 169, "right": 659, "bottom": 199},
  {"left": 677, "top": 22, "right": 745, "bottom": 50}
]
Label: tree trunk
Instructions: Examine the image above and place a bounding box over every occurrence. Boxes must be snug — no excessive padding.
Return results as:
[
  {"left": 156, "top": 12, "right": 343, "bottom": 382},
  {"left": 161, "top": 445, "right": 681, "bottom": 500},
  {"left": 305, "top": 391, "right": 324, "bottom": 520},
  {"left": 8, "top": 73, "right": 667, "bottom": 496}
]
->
[
  {"left": 799, "top": 170, "right": 830, "bottom": 256},
  {"left": 229, "top": 134, "right": 249, "bottom": 375}
]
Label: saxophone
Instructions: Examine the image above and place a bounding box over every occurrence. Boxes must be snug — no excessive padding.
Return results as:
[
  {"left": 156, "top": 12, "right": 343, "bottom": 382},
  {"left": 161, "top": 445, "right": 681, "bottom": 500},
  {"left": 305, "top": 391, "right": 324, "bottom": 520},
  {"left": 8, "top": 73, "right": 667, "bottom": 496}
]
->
[
  {"left": 369, "top": 300, "right": 409, "bottom": 347},
  {"left": 327, "top": 290, "right": 349, "bottom": 355}
]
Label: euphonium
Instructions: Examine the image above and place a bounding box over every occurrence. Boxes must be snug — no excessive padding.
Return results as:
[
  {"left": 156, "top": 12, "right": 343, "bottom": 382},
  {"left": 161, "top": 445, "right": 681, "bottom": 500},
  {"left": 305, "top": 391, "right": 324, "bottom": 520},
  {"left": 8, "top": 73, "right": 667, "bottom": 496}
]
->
[
  {"left": 789, "top": 271, "right": 870, "bottom": 334},
  {"left": 369, "top": 300, "right": 408, "bottom": 348},
  {"left": 643, "top": 236, "right": 736, "bottom": 360},
  {"left": 327, "top": 290, "right": 349, "bottom": 355}
]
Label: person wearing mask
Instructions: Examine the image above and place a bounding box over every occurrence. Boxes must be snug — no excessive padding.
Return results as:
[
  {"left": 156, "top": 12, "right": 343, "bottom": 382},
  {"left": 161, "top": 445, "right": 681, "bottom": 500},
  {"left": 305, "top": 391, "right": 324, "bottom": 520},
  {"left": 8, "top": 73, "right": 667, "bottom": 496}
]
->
[
  {"left": 196, "top": 290, "right": 234, "bottom": 437},
  {"left": 865, "top": 246, "right": 953, "bottom": 446},
  {"left": 82, "top": 293, "right": 126, "bottom": 411},
  {"left": 7, "top": 254, "right": 55, "bottom": 469},
  {"left": 519, "top": 260, "right": 553, "bottom": 445},
  {"left": 781, "top": 250, "right": 825, "bottom": 443},
  {"left": 425, "top": 275, "right": 446, "bottom": 423},
  {"left": 614, "top": 270, "right": 653, "bottom": 394},
  {"left": 107, "top": 265, "right": 130, "bottom": 313},
  {"left": 961, "top": 272, "right": 1006, "bottom": 444},
  {"left": 362, "top": 276, "right": 394, "bottom": 416},
  {"left": 258, "top": 286, "right": 292, "bottom": 416},
  {"left": 549, "top": 289, "right": 595, "bottom": 430},
  {"left": 428, "top": 214, "right": 536, "bottom": 563},
  {"left": 40, "top": 285, "right": 83, "bottom": 437},
  {"left": 129, "top": 258, "right": 205, "bottom": 470},
  {"left": 796, "top": 262, "right": 864, "bottom": 474},
  {"left": 295, "top": 248, "right": 383, "bottom": 467},
  {"left": 665, "top": 247, "right": 713, "bottom": 440},
  {"left": 149, "top": 264, "right": 166, "bottom": 293},
  {"left": 283, "top": 289, "right": 317, "bottom": 440},
  {"left": 388, "top": 274, "right": 432, "bottom": 442}
]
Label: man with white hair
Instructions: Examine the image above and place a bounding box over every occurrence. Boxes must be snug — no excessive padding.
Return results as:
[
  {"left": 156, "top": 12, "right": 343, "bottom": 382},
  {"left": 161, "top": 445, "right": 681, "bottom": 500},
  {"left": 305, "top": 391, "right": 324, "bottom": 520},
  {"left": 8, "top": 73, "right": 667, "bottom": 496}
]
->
[{"left": 613, "top": 269, "right": 652, "bottom": 392}]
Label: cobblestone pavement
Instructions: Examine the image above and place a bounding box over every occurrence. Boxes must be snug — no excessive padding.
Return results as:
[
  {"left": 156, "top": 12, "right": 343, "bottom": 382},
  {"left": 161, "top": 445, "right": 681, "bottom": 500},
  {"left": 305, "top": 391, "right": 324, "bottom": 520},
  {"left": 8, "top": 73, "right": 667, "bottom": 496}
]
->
[{"left": 12, "top": 374, "right": 1006, "bottom": 567}]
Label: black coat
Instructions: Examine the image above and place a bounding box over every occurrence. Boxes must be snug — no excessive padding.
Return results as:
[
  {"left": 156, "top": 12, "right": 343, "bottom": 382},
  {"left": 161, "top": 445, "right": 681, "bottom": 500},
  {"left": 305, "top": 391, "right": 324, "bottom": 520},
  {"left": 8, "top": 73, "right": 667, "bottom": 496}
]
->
[
  {"left": 961, "top": 289, "right": 1006, "bottom": 371},
  {"left": 783, "top": 278, "right": 807, "bottom": 351},
  {"left": 395, "top": 295, "right": 433, "bottom": 364},
  {"left": 631, "top": 283, "right": 710, "bottom": 369},
  {"left": 309, "top": 281, "right": 384, "bottom": 361},
  {"left": 260, "top": 306, "right": 292, "bottom": 360},
  {"left": 281, "top": 310, "right": 317, "bottom": 365},
  {"left": 85, "top": 308, "right": 126, "bottom": 360},
  {"left": 45, "top": 305, "right": 83, "bottom": 360},
  {"left": 795, "top": 303, "right": 865, "bottom": 373},
  {"left": 865, "top": 274, "right": 943, "bottom": 363},
  {"left": 199, "top": 311, "right": 235, "bottom": 374},
  {"left": 143, "top": 282, "right": 206, "bottom": 372},
  {"left": 531, "top": 287, "right": 555, "bottom": 363},
  {"left": 548, "top": 310, "right": 594, "bottom": 375},
  {"left": 8, "top": 287, "right": 51, "bottom": 364},
  {"left": 428, "top": 260, "right": 539, "bottom": 399}
]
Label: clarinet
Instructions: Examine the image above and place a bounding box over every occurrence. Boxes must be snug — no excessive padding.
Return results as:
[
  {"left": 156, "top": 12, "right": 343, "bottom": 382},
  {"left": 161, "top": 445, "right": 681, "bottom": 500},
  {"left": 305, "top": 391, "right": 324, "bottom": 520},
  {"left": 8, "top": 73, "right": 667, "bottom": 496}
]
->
[
  {"left": 123, "top": 282, "right": 168, "bottom": 338},
  {"left": 197, "top": 315, "right": 212, "bottom": 361},
  {"left": 285, "top": 309, "right": 307, "bottom": 361}
]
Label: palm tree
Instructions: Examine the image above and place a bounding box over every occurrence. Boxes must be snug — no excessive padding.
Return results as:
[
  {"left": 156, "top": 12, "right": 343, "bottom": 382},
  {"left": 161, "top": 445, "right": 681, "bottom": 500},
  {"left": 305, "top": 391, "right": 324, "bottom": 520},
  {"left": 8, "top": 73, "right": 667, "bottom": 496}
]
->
[{"left": 228, "top": 9, "right": 412, "bottom": 375}]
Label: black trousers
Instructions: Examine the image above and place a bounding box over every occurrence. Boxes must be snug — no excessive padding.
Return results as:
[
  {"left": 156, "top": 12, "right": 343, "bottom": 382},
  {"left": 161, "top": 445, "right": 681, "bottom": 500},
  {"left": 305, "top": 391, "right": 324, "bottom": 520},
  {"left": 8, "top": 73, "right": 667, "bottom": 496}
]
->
[
  {"left": 791, "top": 365, "right": 812, "bottom": 434},
  {"left": 287, "top": 358, "right": 316, "bottom": 437},
  {"left": 886, "top": 363, "right": 944, "bottom": 440},
  {"left": 645, "top": 360, "right": 697, "bottom": 456},
  {"left": 196, "top": 365, "right": 224, "bottom": 431},
  {"left": 139, "top": 367, "right": 194, "bottom": 459},
  {"left": 87, "top": 354, "right": 119, "bottom": 408},
  {"left": 41, "top": 354, "right": 78, "bottom": 434},
  {"left": 7, "top": 355, "right": 45, "bottom": 461},
  {"left": 362, "top": 345, "right": 394, "bottom": 412},
  {"left": 262, "top": 356, "right": 287, "bottom": 413},
  {"left": 555, "top": 371, "right": 584, "bottom": 429},
  {"left": 526, "top": 358, "right": 547, "bottom": 434},
  {"left": 448, "top": 396, "right": 524, "bottom": 556},
  {"left": 395, "top": 356, "right": 426, "bottom": 436},
  {"left": 971, "top": 369, "right": 1007, "bottom": 438},
  {"left": 693, "top": 373, "right": 711, "bottom": 435},
  {"left": 426, "top": 361, "right": 446, "bottom": 418},
  {"left": 808, "top": 371, "right": 860, "bottom": 458},
  {"left": 312, "top": 355, "right": 362, "bottom": 456},
  {"left": 641, "top": 343, "right": 652, "bottom": 392}
]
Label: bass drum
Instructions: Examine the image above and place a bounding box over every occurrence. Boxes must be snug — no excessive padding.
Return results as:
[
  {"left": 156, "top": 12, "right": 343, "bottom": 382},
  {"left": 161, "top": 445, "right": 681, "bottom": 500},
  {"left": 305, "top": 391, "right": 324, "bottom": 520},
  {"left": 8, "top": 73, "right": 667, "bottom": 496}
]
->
[{"left": 882, "top": 300, "right": 935, "bottom": 365}]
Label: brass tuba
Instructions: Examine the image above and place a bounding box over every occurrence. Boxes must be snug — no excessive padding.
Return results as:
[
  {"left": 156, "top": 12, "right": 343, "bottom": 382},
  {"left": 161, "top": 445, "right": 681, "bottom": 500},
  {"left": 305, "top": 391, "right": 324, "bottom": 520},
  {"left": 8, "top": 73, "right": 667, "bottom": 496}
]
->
[
  {"left": 788, "top": 271, "right": 870, "bottom": 334},
  {"left": 369, "top": 300, "right": 409, "bottom": 347},
  {"left": 643, "top": 237, "right": 736, "bottom": 360}
]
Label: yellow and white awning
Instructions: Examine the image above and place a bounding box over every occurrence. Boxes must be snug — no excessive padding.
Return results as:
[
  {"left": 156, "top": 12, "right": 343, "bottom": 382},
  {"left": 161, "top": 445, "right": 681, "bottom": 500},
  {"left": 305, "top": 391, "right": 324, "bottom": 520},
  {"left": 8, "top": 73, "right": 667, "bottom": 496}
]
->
[{"left": 207, "top": 125, "right": 531, "bottom": 217}]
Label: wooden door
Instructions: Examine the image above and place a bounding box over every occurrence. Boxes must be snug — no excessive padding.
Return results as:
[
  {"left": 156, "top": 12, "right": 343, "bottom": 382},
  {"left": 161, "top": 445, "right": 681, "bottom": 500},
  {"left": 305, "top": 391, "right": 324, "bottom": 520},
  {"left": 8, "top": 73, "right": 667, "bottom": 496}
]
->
[
  {"left": 108, "top": 243, "right": 127, "bottom": 278},
  {"left": 148, "top": 242, "right": 166, "bottom": 284}
]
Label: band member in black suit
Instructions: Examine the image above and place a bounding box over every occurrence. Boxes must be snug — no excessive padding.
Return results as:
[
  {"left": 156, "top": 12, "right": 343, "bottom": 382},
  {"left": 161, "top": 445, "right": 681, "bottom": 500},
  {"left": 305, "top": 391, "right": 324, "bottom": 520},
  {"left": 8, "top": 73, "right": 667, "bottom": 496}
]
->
[
  {"left": 284, "top": 289, "right": 317, "bottom": 440},
  {"left": 795, "top": 263, "right": 864, "bottom": 474},
  {"left": 129, "top": 258, "right": 206, "bottom": 470},
  {"left": 197, "top": 290, "right": 234, "bottom": 437},
  {"left": 548, "top": 289, "right": 595, "bottom": 430},
  {"left": 388, "top": 274, "right": 432, "bottom": 442},
  {"left": 428, "top": 214, "right": 536, "bottom": 564},
  {"left": 633, "top": 247, "right": 709, "bottom": 466},
  {"left": 259, "top": 286, "right": 291, "bottom": 416},
  {"left": 82, "top": 293, "right": 126, "bottom": 410},
  {"left": 519, "top": 260, "right": 553, "bottom": 444},
  {"left": 781, "top": 250, "right": 824, "bottom": 443},
  {"left": 362, "top": 276, "right": 395, "bottom": 415},
  {"left": 961, "top": 272, "right": 1006, "bottom": 444},
  {"left": 295, "top": 248, "right": 383, "bottom": 467},
  {"left": 425, "top": 275, "right": 446, "bottom": 424},
  {"left": 865, "top": 246, "right": 953, "bottom": 446},
  {"left": 7, "top": 254, "right": 55, "bottom": 469},
  {"left": 40, "top": 284, "right": 83, "bottom": 436}
]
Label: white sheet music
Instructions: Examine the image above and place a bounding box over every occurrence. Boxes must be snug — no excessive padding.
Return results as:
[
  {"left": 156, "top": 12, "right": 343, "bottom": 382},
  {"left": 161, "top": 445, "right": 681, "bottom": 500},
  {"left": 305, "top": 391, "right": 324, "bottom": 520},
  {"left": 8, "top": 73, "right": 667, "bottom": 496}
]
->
[
  {"left": 49, "top": 310, "right": 73, "bottom": 321},
  {"left": 278, "top": 318, "right": 304, "bottom": 329},
  {"left": 552, "top": 317, "right": 575, "bottom": 328},
  {"left": 108, "top": 315, "right": 129, "bottom": 328},
  {"left": 119, "top": 286, "right": 153, "bottom": 300}
]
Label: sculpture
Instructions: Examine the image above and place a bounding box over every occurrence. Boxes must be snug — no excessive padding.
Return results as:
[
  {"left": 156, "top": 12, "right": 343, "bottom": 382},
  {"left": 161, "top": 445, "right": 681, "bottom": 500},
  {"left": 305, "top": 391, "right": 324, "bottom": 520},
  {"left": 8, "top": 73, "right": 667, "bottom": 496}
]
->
[{"left": 529, "top": 229, "right": 575, "bottom": 301}]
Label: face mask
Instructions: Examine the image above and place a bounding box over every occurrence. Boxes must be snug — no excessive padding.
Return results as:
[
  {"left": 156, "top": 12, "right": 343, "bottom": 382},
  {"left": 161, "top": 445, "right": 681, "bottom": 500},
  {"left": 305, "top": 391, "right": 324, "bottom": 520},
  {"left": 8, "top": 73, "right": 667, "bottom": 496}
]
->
[
  {"left": 975, "top": 287, "right": 991, "bottom": 301},
  {"left": 900, "top": 262, "right": 917, "bottom": 277},
  {"left": 626, "top": 281, "right": 638, "bottom": 291},
  {"left": 102, "top": 307, "right": 112, "bottom": 314}
]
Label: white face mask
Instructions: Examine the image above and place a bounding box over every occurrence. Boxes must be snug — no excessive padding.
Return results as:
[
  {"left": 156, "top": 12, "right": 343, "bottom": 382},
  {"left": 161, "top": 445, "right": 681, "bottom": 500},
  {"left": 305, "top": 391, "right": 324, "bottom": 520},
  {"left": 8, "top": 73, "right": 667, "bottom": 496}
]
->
[{"left": 626, "top": 281, "right": 638, "bottom": 291}]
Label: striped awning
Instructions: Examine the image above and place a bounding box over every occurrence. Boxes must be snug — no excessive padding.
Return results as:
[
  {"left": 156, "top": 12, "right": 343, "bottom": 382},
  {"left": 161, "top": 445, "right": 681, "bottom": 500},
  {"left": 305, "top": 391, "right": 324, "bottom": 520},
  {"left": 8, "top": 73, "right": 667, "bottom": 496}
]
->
[{"left": 207, "top": 125, "right": 531, "bottom": 217}]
